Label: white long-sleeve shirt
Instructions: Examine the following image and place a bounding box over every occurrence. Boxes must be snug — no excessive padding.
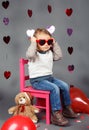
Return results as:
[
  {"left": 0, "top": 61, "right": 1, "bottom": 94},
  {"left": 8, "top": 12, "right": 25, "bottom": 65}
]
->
[{"left": 28, "top": 50, "right": 53, "bottom": 78}]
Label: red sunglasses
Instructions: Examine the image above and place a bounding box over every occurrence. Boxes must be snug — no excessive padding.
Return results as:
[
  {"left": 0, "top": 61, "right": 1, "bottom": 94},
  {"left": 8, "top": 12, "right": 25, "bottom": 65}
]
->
[{"left": 36, "top": 39, "right": 53, "bottom": 46}]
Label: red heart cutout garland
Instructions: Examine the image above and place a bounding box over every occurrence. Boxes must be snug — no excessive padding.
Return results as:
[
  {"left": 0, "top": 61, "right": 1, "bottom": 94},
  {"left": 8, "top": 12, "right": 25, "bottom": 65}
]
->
[
  {"left": 4, "top": 71, "right": 11, "bottom": 79},
  {"left": 48, "top": 5, "right": 52, "bottom": 13},
  {"left": 68, "top": 65, "right": 74, "bottom": 72},
  {"left": 65, "top": 8, "right": 73, "bottom": 16},
  {"left": 27, "top": 9, "right": 32, "bottom": 17}
]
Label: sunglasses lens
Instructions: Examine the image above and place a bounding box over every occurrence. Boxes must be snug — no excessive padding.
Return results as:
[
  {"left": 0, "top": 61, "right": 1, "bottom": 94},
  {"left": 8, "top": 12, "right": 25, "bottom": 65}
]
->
[
  {"left": 48, "top": 39, "right": 53, "bottom": 45},
  {"left": 39, "top": 40, "right": 45, "bottom": 46}
]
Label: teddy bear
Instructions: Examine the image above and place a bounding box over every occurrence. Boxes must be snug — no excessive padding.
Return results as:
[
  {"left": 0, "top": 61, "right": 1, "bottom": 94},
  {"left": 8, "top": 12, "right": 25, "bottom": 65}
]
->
[{"left": 8, "top": 92, "right": 39, "bottom": 123}]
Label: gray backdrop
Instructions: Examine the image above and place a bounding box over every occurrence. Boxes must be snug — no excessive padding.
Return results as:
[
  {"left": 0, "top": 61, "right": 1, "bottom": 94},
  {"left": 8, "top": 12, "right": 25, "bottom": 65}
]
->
[{"left": 0, "top": 0, "right": 89, "bottom": 125}]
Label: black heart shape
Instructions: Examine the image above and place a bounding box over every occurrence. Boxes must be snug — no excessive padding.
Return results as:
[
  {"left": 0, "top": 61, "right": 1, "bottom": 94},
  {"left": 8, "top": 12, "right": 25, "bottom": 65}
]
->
[
  {"left": 2, "top": 1, "right": 9, "bottom": 9},
  {"left": 3, "top": 36, "right": 10, "bottom": 44},
  {"left": 68, "top": 47, "right": 73, "bottom": 55}
]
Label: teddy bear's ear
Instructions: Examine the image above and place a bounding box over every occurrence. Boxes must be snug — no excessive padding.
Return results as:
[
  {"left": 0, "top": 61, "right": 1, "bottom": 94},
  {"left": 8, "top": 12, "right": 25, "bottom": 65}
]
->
[{"left": 24, "top": 92, "right": 33, "bottom": 100}]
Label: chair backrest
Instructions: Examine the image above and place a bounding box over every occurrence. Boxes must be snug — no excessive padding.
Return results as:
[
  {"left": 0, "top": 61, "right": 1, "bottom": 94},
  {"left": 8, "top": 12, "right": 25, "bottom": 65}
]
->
[{"left": 20, "top": 58, "right": 31, "bottom": 92}]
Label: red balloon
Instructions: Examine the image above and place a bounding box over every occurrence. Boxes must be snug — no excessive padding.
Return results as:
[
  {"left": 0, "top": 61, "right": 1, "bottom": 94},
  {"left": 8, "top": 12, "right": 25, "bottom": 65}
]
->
[
  {"left": 70, "top": 86, "right": 89, "bottom": 114},
  {"left": 1, "top": 115, "right": 36, "bottom": 130}
]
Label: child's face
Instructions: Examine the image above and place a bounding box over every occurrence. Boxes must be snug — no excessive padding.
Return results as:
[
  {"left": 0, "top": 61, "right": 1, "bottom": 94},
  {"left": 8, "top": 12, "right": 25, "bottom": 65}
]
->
[{"left": 36, "top": 33, "right": 53, "bottom": 52}]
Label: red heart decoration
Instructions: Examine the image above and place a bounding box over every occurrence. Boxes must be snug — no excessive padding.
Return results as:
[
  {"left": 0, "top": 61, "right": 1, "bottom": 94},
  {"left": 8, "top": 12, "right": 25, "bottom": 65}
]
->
[
  {"left": 68, "top": 47, "right": 73, "bottom": 55},
  {"left": 3, "top": 36, "right": 10, "bottom": 44},
  {"left": 2, "top": 1, "right": 9, "bottom": 9},
  {"left": 27, "top": 9, "right": 32, "bottom": 17},
  {"left": 68, "top": 65, "right": 74, "bottom": 72},
  {"left": 48, "top": 5, "right": 52, "bottom": 13},
  {"left": 4, "top": 71, "right": 11, "bottom": 79},
  {"left": 65, "top": 8, "right": 73, "bottom": 16}
]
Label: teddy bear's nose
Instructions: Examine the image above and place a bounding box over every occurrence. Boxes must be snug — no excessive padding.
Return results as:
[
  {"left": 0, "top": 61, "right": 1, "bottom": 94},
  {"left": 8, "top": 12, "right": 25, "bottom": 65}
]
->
[{"left": 19, "top": 98, "right": 26, "bottom": 104}]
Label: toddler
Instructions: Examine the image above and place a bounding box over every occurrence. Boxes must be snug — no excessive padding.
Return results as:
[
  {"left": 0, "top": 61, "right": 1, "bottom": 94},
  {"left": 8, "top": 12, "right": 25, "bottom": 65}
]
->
[{"left": 26, "top": 28, "right": 77, "bottom": 126}]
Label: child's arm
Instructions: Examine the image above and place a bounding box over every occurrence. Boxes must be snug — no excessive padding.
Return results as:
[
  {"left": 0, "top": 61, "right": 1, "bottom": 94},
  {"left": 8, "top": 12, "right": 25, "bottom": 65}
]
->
[
  {"left": 53, "top": 41, "right": 63, "bottom": 61},
  {"left": 26, "top": 37, "right": 37, "bottom": 61}
]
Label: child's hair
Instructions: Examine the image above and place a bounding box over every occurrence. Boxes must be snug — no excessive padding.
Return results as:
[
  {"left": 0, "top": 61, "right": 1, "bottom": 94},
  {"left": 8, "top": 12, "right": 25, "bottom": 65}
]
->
[{"left": 33, "top": 28, "right": 52, "bottom": 38}]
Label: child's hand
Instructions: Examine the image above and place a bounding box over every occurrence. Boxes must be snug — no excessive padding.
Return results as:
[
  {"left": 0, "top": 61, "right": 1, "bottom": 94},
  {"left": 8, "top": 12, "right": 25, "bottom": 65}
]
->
[{"left": 30, "top": 36, "right": 36, "bottom": 43}]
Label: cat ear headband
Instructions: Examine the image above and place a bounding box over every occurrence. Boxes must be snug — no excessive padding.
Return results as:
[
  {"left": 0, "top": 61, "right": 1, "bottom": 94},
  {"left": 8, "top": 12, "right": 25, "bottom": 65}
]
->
[{"left": 26, "top": 25, "right": 55, "bottom": 37}]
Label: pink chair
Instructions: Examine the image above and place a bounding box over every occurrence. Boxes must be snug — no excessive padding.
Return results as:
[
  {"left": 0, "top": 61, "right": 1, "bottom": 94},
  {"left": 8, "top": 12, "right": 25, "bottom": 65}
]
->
[{"left": 19, "top": 58, "right": 50, "bottom": 124}]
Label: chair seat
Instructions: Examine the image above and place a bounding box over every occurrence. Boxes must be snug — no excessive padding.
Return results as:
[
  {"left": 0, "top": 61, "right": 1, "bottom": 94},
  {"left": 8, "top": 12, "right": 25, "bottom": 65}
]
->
[{"left": 24, "top": 86, "right": 50, "bottom": 94}]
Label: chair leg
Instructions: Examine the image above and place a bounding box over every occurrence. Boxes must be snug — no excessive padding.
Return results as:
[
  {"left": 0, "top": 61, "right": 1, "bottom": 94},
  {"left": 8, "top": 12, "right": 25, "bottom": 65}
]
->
[{"left": 46, "top": 95, "right": 50, "bottom": 124}]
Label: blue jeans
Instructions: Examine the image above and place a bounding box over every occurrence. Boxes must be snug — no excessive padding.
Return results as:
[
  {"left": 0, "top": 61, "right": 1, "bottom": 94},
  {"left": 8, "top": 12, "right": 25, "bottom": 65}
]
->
[{"left": 30, "top": 75, "right": 71, "bottom": 112}]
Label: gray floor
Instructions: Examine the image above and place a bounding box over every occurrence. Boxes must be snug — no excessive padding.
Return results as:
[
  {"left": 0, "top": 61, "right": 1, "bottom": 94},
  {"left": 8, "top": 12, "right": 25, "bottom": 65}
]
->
[
  {"left": 0, "top": 99, "right": 88, "bottom": 130},
  {"left": 36, "top": 112, "right": 89, "bottom": 130},
  {"left": 1, "top": 109, "right": 89, "bottom": 130}
]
